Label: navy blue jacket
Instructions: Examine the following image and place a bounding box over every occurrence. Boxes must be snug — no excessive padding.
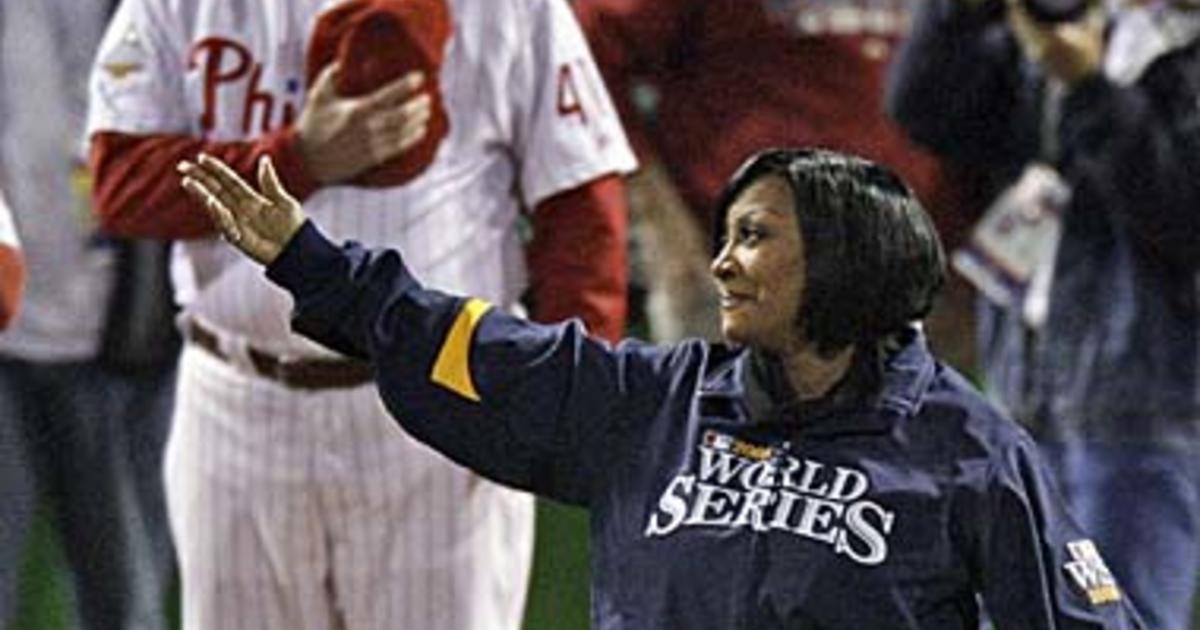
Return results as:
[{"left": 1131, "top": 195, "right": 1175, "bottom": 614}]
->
[
  {"left": 266, "top": 222, "right": 1144, "bottom": 629},
  {"left": 887, "top": 0, "right": 1200, "bottom": 447}
]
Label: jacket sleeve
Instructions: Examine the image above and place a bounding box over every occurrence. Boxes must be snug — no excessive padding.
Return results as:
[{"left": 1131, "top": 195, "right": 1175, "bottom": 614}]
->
[
  {"left": 966, "top": 436, "right": 1146, "bottom": 628},
  {"left": 89, "top": 128, "right": 320, "bottom": 240},
  {"left": 1057, "top": 47, "right": 1200, "bottom": 270},
  {"left": 266, "top": 220, "right": 673, "bottom": 505},
  {"left": 885, "top": 0, "right": 1038, "bottom": 168}
]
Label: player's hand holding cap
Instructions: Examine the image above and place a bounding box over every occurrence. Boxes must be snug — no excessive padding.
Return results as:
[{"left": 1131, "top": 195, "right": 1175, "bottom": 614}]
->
[
  {"left": 305, "top": 0, "right": 452, "bottom": 187},
  {"left": 178, "top": 154, "right": 308, "bottom": 266}
]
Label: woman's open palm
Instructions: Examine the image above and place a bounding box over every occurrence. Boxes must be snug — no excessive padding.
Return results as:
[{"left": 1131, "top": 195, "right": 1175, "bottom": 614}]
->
[{"left": 178, "top": 154, "right": 308, "bottom": 265}]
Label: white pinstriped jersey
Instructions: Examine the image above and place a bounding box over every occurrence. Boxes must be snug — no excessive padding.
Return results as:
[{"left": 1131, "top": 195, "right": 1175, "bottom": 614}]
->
[{"left": 86, "top": 0, "right": 636, "bottom": 358}]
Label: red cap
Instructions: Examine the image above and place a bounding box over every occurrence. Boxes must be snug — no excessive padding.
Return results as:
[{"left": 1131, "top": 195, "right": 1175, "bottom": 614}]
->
[{"left": 306, "top": 0, "right": 452, "bottom": 187}]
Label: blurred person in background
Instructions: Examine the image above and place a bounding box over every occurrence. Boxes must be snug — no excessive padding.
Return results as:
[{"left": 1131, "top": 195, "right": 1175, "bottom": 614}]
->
[
  {"left": 888, "top": 0, "right": 1200, "bottom": 627},
  {"left": 0, "top": 0, "right": 179, "bottom": 628},
  {"left": 573, "top": 0, "right": 983, "bottom": 378}
]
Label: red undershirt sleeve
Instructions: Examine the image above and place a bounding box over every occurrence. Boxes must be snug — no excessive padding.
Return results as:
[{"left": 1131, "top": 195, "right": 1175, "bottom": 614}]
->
[
  {"left": 89, "top": 127, "right": 320, "bottom": 240},
  {"left": 526, "top": 174, "right": 628, "bottom": 343},
  {"left": 0, "top": 244, "right": 25, "bottom": 330}
]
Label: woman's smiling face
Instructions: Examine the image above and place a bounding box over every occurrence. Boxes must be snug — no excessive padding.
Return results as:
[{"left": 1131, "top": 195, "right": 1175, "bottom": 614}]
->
[{"left": 710, "top": 175, "right": 806, "bottom": 353}]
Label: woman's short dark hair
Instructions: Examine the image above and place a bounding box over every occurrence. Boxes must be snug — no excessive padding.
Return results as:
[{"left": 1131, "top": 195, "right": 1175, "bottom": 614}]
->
[{"left": 712, "top": 148, "right": 946, "bottom": 354}]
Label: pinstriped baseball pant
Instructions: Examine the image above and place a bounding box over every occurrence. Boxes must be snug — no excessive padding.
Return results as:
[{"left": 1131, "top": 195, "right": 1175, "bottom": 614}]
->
[{"left": 165, "top": 345, "right": 534, "bottom": 630}]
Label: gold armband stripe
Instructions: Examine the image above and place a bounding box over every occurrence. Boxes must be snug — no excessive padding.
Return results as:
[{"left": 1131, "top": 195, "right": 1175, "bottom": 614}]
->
[{"left": 431, "top": 298, "right": 491, "bottom": 402}]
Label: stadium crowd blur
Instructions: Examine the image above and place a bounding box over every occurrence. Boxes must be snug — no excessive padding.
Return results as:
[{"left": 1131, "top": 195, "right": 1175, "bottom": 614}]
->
[{"left": 0, "top": 0, "right": 1197, "bottom": 628}]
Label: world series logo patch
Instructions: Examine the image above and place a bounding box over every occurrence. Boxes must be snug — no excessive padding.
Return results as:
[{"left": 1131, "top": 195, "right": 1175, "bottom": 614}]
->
[
  {"left": 1063, "top": 539, "right": 1122, "bottom": 605},
  {"left": 643, "top": 430, "right": 896, "bottom": 566}
]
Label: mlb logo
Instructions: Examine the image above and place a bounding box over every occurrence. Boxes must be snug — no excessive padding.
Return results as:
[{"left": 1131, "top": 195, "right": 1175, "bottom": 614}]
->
[{"left": 703, "top": 430, "right": 734, "bottom": 452}]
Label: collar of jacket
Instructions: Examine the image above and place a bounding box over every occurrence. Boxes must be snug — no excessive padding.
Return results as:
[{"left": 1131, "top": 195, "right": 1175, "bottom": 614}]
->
[{"left": 697, "top": 327, "right": 937, "bottom": 438}]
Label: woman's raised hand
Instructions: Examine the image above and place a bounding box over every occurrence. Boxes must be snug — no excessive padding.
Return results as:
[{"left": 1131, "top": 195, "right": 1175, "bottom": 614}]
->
[{"left": 179, "top": 154, "right": 308, "bottom": 265}]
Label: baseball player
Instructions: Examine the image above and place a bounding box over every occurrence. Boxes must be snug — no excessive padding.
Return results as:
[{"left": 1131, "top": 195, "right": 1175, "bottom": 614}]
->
[
  {"left": 0, "top": 190, "right": 22, "bottom": 331},
  {"left": 86, "top": 0, "right": 636, "bottom": 628}
]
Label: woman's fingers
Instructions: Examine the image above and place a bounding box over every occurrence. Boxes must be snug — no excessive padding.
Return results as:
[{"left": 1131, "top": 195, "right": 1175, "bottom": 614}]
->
[
  {"left": 258, "top": 156, "right": 296, "bottom": 209},
  {"left": 197, "top": 153, "right": 270, "bottom": 211},
  {"left": 177, "top": 163, "right": 222, "bottom": 210},
  {"left": 177, "top": 160, "right": 234, "bottom": 210},
  {"left": 178, "top": 153, "right": 306, "bottom": 266},
  {"left": 177, "top": 157, "right": 252, "bottom": 243},
  {"left": 207, "top": 197, "right": 245, "bottom": 245},
  {"left": 179, "top": 172, "right": 244, "bottom": 244},
  {"left": 178, "top": 157, "right": 249, "bottom": 224}
]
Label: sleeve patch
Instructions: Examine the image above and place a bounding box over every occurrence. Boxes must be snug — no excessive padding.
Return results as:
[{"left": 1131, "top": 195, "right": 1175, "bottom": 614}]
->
[
  {"left": 1063, "top": 539, "right": 1122, "bottom": 605},
  {"left": 101, "top": 24, "right": 148, "bottom": 80},
  {"left": 430, "top": 298, "right": 492, "bottom": 402}
]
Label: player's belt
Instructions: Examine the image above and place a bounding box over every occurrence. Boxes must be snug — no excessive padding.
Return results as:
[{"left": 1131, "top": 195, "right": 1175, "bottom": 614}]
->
[{"left": 186, "top": 319, "right": 373, "bottom": 390}]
